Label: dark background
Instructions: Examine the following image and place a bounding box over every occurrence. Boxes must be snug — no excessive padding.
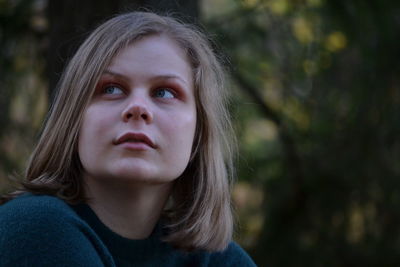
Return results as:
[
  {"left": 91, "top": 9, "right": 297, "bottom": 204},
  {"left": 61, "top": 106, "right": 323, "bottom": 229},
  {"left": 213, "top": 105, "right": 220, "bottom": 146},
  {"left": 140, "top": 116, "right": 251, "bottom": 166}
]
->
[{"left": 1, "top": 0, "right": 400, "bottom": 266}]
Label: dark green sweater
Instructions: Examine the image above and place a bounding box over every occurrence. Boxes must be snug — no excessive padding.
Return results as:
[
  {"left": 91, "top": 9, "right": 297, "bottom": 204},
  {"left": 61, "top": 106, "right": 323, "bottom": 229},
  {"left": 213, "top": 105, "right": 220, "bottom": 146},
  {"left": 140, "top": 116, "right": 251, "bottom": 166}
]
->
[{"left": 0, "top": 194, "right": 256, "bottom": 266}]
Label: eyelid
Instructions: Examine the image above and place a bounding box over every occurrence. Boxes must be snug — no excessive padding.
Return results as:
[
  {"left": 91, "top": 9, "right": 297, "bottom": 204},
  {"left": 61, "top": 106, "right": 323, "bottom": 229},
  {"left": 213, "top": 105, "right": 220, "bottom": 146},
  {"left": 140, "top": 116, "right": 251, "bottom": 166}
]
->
[
  {"left": 96, "top": 76, "right": 189, "bottom": 101},
  {"left": 105, "top": 85, "right": 124, "bottom": 94},
  {"left": 93, "top": 85, "right": 125, "bottom": 102},
  {"left": 97, "top": 79, "right": 126, "bottom": 94},
  {"left": 153, "top": 87, "right": 177, "bottom": 98},
  {"left": 154, "top": 82, "right": 186, "bottom": 99}
]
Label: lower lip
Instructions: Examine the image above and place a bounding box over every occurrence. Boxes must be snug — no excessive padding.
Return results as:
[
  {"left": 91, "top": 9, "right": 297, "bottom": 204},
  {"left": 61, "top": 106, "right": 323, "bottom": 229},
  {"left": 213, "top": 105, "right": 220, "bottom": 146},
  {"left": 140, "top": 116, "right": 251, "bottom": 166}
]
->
[{"left": 118, "top": 142, "right": 152, "bottom": 151}]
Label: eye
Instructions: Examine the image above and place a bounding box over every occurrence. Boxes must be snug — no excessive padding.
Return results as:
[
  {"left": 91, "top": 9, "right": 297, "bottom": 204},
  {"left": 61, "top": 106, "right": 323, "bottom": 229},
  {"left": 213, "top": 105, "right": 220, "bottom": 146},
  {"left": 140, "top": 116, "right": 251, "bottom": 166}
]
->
[
  {"left": 153, "top": 88, "right": 175, "bottom": 99},
  {"left": 103, "top": 85, "right": 124, "bottom": 95}
]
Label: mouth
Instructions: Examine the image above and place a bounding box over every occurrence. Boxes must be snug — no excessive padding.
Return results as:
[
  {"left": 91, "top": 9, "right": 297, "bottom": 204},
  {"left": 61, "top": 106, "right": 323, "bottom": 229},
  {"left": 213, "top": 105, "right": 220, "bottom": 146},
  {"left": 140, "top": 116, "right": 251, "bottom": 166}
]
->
[{"left": 113, "top": 132, "right": 157, "bottom": 149}]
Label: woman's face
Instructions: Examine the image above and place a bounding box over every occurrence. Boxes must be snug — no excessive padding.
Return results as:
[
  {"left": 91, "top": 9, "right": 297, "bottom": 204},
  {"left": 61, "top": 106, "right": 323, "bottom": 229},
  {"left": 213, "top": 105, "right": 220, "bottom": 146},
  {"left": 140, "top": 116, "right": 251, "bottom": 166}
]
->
[{"left": 78, "top": 35, "right": 196, "bottom": 186}]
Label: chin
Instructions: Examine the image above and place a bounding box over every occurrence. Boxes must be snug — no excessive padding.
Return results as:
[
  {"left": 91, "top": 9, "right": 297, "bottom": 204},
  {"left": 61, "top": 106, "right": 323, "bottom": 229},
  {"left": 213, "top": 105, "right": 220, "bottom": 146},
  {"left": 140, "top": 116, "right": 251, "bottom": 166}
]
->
[{"left": 109, "top": 169, "right": 177, "bottom": 185}]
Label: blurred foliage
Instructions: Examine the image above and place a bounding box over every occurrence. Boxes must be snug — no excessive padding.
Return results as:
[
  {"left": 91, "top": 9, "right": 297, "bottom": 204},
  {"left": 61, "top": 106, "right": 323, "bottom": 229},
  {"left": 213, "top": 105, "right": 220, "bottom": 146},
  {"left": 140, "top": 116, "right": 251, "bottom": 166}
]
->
[
  {"left": 0, "top": 0, "right": 48, "bottom": 191},
  {"left": 1, "top": 0, "right": 400, "bottom": 266},
  {"left": 203, "top": 0, "right": 400, "bottom": 266}
]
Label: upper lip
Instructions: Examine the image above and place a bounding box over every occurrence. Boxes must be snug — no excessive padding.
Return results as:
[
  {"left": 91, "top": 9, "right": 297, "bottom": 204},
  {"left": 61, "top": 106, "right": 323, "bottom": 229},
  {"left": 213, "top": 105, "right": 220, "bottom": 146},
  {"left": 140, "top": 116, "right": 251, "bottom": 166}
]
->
[{"left": 113, "top": 132, "right": 157, "bottom": 149}]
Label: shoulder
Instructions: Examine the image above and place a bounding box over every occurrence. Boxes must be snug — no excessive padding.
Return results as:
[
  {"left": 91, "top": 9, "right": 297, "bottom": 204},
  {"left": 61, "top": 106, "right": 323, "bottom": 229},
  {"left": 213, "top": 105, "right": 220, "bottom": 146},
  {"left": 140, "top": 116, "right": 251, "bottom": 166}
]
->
[
  {"left": 208, "top": 241, "right": 257, "bottom": 267},
  {"left": 0, "top": 193, "right": 81, "bottom": 236},
  {"left": 0, "top": 193, "right": 114, "bottom": 267},
  {"left": 0, "top": 193, "right": 75, "bottom": 222},
  {"left": 0, "top": 193, "right": 79, "bottom": 239}
]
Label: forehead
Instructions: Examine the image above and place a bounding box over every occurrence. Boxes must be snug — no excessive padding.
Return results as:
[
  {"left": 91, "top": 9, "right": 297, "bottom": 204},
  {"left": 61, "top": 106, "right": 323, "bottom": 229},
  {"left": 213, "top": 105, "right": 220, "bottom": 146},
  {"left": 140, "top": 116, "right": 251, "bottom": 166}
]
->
[{"left": 106, "top": 35, "right": 193, "bottom": 83}]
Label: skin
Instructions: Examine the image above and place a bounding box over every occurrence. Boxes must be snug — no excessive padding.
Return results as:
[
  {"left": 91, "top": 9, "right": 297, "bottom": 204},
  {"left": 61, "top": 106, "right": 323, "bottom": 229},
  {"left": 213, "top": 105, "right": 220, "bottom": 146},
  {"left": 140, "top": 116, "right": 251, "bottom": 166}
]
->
[{"left": 78, "top": 35, "right": 196, "bottom": 239}]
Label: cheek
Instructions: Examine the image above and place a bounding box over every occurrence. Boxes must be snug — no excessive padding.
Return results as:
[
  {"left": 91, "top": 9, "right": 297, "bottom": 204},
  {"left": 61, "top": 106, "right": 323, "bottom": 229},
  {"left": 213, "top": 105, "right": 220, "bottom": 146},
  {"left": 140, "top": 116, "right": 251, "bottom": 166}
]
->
[
  {"left": 159, "top": 115, "right": 196, "bottom": 178},
  {"left": 164, "top": 112, "right": 197, "bottom": 153},
  {"left": 81, "top": 107, "right": 114, "bottom": 136},
  {"left": 78, "top": 109, "right": 112, "bottom": 158}
]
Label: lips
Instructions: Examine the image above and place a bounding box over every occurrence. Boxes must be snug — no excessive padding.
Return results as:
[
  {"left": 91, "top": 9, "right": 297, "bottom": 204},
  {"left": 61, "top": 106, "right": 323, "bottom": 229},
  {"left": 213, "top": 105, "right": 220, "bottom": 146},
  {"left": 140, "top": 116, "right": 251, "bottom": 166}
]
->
[{"left": 113, "top": 132, "right": 157, "bottom": 149}]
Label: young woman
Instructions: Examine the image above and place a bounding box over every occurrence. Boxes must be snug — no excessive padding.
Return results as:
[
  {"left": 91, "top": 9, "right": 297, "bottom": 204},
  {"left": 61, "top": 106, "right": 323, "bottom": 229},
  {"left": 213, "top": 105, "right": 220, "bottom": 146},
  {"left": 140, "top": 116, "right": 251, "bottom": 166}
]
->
[{"left": 0, "top": 12, "right": 256, "bottom": 266}]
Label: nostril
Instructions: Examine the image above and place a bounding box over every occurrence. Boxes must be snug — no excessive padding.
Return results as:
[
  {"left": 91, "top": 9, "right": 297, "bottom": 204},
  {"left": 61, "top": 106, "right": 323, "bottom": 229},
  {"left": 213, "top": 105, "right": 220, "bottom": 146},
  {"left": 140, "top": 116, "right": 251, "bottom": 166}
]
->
[{"left": 122, "top": 105, "right": 151, "bottom": 122}]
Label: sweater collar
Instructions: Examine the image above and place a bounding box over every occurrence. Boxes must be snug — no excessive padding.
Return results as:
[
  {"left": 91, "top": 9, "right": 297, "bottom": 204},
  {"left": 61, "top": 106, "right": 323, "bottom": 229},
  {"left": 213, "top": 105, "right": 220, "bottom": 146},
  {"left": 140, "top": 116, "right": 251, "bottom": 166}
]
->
[{"left": 71, "top": 202, "right": 172, "bottom": 262}]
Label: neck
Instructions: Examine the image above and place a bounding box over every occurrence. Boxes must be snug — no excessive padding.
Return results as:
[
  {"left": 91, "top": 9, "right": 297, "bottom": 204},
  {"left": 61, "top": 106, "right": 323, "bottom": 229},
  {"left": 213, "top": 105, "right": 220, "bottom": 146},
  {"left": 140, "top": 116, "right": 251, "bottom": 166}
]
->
[{"left": 84, "top": 177, "right": 173, "bottom": 239}]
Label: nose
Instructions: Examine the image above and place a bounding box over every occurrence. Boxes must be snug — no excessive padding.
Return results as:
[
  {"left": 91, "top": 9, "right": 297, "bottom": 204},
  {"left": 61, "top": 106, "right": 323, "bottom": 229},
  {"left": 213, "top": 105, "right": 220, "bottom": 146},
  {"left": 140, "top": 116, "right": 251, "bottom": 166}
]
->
[{"left": 121, "top": 96, "right": 153, "bottom": 124}]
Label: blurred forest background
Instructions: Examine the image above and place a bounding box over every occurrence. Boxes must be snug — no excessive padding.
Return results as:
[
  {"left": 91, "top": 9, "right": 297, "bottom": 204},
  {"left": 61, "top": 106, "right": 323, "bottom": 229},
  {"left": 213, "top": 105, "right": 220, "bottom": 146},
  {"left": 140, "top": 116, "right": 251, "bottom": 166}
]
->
[{"left": 1, "top": 0, "right": 400, "bottom": 266}]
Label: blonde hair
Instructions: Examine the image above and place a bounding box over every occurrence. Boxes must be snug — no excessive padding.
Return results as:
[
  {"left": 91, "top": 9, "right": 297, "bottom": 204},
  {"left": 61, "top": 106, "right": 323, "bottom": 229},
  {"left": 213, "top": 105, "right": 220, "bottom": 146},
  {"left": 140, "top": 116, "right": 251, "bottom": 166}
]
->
[{"left": 7, "top": 12, "right": 235, "bottom": 252}]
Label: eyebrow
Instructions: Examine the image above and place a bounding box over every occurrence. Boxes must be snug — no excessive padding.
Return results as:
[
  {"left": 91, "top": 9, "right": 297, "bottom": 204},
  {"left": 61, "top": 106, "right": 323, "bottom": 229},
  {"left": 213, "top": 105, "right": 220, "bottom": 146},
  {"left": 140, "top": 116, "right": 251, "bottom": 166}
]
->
[
  {"left": 102, "top": 70, "right": 189, "bottom": 86},
  {"left": 102, "top": 70, "right": 129, "bottom": 81}
]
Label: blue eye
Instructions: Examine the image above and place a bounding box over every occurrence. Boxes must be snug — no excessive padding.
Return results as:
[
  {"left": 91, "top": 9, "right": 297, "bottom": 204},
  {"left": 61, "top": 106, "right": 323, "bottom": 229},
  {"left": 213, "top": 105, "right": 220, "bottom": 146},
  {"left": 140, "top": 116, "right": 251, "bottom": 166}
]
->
[
  {"left": 154, "top": 88, "right": 175, "bottom": 99},
  {"left": 104, "top": 86, "right": 123, "bottom": 95}
]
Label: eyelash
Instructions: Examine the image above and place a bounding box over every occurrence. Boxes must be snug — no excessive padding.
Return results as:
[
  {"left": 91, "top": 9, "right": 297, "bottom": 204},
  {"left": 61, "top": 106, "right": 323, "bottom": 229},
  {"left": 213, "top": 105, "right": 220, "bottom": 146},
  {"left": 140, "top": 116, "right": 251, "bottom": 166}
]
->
[
  {"left": 152, "top": 88, "right": 177, "bottom": 98},
  {"left": 103, "top": 85, "right": 124, "bottom": 95},
  {"left": 98, "top": 82, "right": 179, "bottom": 99}
]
